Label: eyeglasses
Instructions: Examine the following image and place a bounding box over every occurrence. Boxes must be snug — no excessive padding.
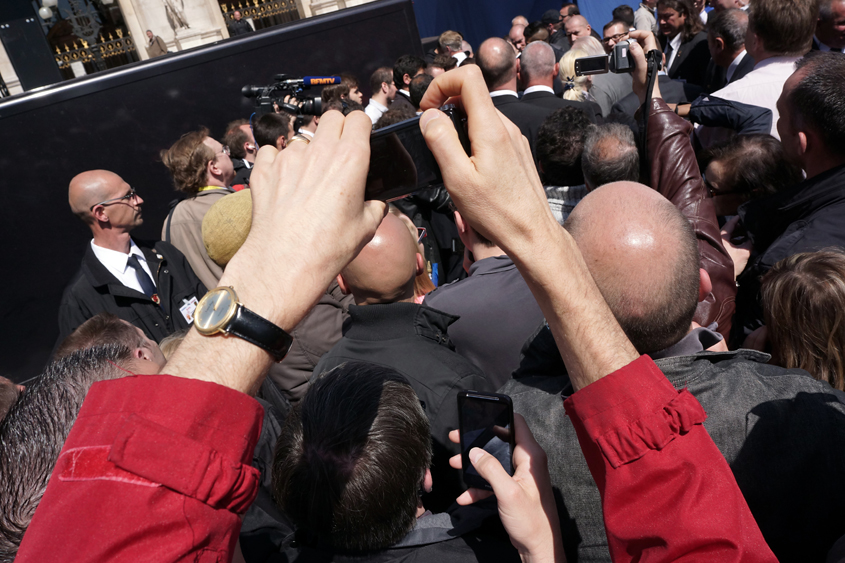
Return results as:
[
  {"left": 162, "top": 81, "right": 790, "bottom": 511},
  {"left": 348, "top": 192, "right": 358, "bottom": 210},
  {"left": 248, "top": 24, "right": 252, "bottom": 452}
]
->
[
  {"left": 89, "top": 187, "right": 139, "bottom": 211},
  {"left": 416, "top": 227, "right": 427, "bottom": 244},
  {"left": 602, "top": 32, "right": 629, "bottom": 44},
  {"left": 218, "top": 145, "right": 231, "bottom": 156}
]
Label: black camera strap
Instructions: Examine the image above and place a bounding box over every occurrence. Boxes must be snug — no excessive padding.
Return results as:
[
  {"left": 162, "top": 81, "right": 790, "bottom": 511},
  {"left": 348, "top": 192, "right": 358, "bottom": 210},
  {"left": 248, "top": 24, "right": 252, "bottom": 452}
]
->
[{"left": 638, "top": 50, "right": 662, "bottom": 183}]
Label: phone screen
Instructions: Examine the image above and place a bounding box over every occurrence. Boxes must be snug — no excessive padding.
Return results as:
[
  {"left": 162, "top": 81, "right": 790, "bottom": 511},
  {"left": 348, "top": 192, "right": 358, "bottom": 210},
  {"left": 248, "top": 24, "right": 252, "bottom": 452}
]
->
[
  {"left": 458, "top": 392, "right": 515, "bottom": 490},
  {"left": 574, "top": 55, "right": 609, "bottom": 76},
  {"left": 365, "top": 110, "right": 469, "bottom": 202}
]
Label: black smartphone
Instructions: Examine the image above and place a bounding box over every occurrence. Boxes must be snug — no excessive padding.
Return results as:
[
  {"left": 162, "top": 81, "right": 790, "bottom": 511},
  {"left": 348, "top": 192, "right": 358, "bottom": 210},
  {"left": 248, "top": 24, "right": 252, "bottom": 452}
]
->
[
  {"left": 365, "top": 108, "right": 470, "bottom": 202},
  {"left": 574, "top": 55, "right": 609, "bottom": 76},
  {"left": 457, "top": 391, "right": 516, "bottom": 491}
]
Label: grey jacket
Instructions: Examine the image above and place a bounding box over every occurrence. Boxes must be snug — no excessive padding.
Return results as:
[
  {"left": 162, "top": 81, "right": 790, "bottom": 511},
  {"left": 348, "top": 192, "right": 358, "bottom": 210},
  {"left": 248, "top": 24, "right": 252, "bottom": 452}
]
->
[{"left": 502, "top": 326, "right": 845, "bottom": 563}]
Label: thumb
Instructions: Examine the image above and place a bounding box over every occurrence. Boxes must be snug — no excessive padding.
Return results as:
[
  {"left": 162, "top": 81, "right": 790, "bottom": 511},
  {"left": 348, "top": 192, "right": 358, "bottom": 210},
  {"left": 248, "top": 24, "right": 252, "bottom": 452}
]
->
[
  {"left": 469, "top": 447, "right": 514, "bottom": 493},
  {"left": 420, "top": 109, "right": 475, "bottom": 191}
]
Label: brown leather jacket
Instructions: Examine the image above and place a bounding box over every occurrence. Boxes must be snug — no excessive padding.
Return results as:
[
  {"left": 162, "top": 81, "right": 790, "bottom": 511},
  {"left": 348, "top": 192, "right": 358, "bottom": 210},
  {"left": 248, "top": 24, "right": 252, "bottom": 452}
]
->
[{"left": 647, "top": 98, "right": 736, "bottom": 339}]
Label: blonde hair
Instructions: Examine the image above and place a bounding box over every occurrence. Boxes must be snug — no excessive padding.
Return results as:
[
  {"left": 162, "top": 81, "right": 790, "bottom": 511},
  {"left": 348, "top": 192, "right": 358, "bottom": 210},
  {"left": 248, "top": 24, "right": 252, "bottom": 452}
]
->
[{"left": 560, "top": 49, "right": 591, "bottom": 102}]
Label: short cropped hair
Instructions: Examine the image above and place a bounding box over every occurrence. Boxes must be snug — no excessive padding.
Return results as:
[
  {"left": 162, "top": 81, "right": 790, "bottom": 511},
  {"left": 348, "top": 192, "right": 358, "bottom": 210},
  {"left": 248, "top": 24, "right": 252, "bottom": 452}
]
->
[
  {"left": 582, "top": 123, "right": 640, "bottom": 190},
  {"left": 698, "top": 134, "right": 804, "bottom": 199},
  {"left": 561, "top": 3, "right": 580, "bottom": 16},
  {"left": 789, "top": 52, "right": 845, "bottom": 159},
  {"left": 54, "top": 312, "right": 146, "bottom": 360},
  {"left": 321, "top": 83, "right": 350, "bottom": 106},
  {"left": 523, "top": 21, "right": 550, "bottom": 43},
  {"left": 612, "top": 5, "right": 635, "bottom": 27},
  {"left": 763, "top": 250, "right": 845, "bottom": 391},
  {"left": 409, "top": 73, "right": 433, "bottom": 109},
  {"left": 393, "top": 55, "right": 427, "bottom": 90},
  {"left": 748, "top": 0, "right": 818, "bottom": 56},
  {"left": 253, "top": 113, "right": 291, "bottom": 149},
  {"left": 273, "top": 362, "right": 431, "bottom": 552},
  {"left": 0, "top": 345, "right": 132, "bottom": 561},
  {"left": 369, "top": 66, "right": 393, "bottom": 93},
  {"left": 430, "top": 53, "right": 457, "bottom": 71},
  {"left": 438, "top": 30, "right": 463, "bottom": 53},
  {"left": 222, "top": 119, "right": 250, "bottom": 159},
  {"left": 0, "top": 378, "right": 20, "bottom": 423},
  {"left": 476, "top": 38, "right": 516, "bottom": 89},
  {"left": 161, "top": 128, "right": 214, "bottom": 195},
  {"left": 657, "top": 0, "right": 704, "bottom": 42},
  {"left": 374, "top": 106, "right": 417, "bottom": 130},
  {"left": 708, "top": 8, "right": 748, "bottom": 52},
  {"left": 520, "top": 41, "right": 556, "bottom": 84},
  {"left": 536, "top": 107, "right": 594, "bottom": 187},
  {"left": 603, "top": 18, "right": 632, "bottom": 32}
]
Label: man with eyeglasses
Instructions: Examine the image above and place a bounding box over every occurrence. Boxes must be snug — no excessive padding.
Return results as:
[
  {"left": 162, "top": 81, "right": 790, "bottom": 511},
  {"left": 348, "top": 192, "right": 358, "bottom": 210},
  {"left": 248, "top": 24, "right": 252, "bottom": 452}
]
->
[
  {"left": 161, "top": 129, "right": 236, "bottom": 289},
  {"left": 602, "top": 20, "right": 631, "bottom": 53},
  {"left": 58, "top": 170, "right": 206, "bottom": 347}
]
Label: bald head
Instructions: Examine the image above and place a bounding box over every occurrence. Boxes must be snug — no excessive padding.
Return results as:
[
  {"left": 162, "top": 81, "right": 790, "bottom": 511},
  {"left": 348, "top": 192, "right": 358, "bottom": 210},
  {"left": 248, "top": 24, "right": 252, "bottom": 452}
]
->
[
  {"left": 564, "top": 15, "right": 592, "bottom": 45},
  {"left": 69, "top": 169, "right": 137, "bottom": 228},
  {"left": 520, "top": 41, "right": 557, "bottom": 86},
  {"left": 565, "top": 182, "right": 700, "bottom": 354},
  {"left": 508, "top": 25, "right": 526, "bottom": 52},
  {"left": 339, "top": 214, "right": 422, "bottom": 305},
  {"left": 477, "top": 37, "right": 517, "bottom": 89}
]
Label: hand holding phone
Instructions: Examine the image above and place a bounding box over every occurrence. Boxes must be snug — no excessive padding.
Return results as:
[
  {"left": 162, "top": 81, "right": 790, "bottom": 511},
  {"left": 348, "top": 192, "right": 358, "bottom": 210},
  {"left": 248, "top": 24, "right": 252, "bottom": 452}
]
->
[
  {"left": 448, "top": 411, "right": 564, "bottom": 562},
  {"left": 458, "top": 391, "right": 516, "bottom": 490}
]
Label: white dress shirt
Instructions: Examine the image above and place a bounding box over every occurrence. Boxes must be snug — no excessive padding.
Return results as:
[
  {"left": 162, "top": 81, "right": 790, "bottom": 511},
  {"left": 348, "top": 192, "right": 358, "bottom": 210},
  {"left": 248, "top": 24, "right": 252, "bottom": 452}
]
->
[
  {"left": 665, "top": 32, "right": 683, "bottom": 74},
  {"left": 91, "top": 239, "right": 156, "bottom": 294},
  {"left": 453, "top": 51, "right": 468, "bottom": 65},
  {"left": 490, "top": 90, "right": 518, "bottom": 98},
  {"left": 695, "top": 55, "right": 801, "bottom": 145},
  {"left": 725, "top": 49, "right": 748, "bottom": 83},
  {"left": 523, "top": 85, "right": 555, "bottom": 95},
  {"left": 296, "top": 128, "right": 315, "bottom": 140},
  {"left": 365, "top": 99, "right": 388, "bottom": 124}
]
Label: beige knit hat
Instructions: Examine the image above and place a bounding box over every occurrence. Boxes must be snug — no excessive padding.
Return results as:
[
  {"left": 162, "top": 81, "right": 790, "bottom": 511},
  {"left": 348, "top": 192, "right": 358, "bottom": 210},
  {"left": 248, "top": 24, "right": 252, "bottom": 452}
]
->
[{"left": 202, "top": 189, "right": 252, "bottom": 267}]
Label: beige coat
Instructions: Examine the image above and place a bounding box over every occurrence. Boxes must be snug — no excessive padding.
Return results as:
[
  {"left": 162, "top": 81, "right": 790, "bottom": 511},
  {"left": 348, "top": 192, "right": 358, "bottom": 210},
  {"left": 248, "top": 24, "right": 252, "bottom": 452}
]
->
[
  {"left": 162, "top": 188, "right": 233, "bottom": 290},
  {"left": 146, "top": 36, "right": 168, "bottom": 58}
]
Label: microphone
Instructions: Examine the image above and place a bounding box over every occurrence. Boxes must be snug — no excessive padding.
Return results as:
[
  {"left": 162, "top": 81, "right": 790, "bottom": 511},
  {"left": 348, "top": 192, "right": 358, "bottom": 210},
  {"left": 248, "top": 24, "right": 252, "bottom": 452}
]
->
[{"left": 302, "top": 76, "right": 341, "bottom": 86}]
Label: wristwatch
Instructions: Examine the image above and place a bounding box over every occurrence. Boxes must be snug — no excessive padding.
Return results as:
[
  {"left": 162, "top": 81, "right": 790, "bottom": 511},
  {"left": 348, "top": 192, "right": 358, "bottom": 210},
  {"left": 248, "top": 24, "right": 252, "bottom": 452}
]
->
[{"left": 194, "top": 286, "right": 293, "bottom": 361}]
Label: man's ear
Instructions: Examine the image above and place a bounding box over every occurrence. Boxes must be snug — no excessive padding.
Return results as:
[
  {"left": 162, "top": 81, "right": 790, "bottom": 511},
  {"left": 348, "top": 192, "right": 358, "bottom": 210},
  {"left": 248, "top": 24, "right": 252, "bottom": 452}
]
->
[
  {"left": 337, "top": 273, "right": 351, "bottom": 295},
  {"left": 381, "top": 81, "right": 389, "bottom": 95},
  {"left": 454, "top": 210, "right": 472, "bottom": 249},
  {"left": 553, "top": 62, "right": 560, "bottom": 79},
  {"left": 91, "top": 206, "right": 110, "bottom": 224},
  {"left": 244, "top": 141, "right": 255, "bottom": 153},
  {"left": 404, "top": 73, "right": 412, "bottom": 87},
  {"left": 698, "top": 268, "right": 712, "bottom": 302},
  {"left": 715, "top": 37, "right": 725, "bottom": 53},
  {"left": 797, "top": 130, "right": 810, "bottom": 159},
  {"left": 276, "top": 136, "right": 287, "bottom": 151},
  {"left": 415, "top": 252, "right": 425, "bottom": 276}
]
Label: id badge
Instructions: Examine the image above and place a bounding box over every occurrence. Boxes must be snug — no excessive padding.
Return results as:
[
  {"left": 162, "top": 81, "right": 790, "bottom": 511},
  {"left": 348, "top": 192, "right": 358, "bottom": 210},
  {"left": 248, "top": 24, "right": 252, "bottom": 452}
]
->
[{"left": 180, "top": 296, "right": 199, "bottom": 324}]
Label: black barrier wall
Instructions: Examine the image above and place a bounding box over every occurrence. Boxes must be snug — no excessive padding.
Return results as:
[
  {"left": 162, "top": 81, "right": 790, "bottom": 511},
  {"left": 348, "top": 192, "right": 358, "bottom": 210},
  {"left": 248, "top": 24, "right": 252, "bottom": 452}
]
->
[{"left": 0, "top": 0, "right": 423, "bottom": 383}]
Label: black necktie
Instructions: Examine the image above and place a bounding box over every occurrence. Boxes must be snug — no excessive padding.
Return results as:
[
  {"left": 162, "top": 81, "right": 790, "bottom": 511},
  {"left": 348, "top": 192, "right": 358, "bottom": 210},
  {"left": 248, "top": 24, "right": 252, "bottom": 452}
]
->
[{"left": 127, "top": 254, "right": 158, "bottom": 301}]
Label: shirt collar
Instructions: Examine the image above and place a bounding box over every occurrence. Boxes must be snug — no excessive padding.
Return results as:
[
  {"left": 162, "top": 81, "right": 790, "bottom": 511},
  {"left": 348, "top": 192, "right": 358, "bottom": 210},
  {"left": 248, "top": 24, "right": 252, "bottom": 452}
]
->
[
  {"left": 669, "top": 32, "right": 683, "bottom": 51},
  {"left": 297, "top": 129, "right": 315, "bottom": 139},
  {"left": 368, "top": 99, "right": 388, "bottom": 112},
  {"left": 490, "top": 90, "right": 518, "bottom": 98},
  {"left": 524, "top": 85, "right": 555, "bottom": 95},
  {"left": 726, "top": 49, "right": 747, "bottom": 81},
  {"left": 90, "top": 239, "right": 145, "bottom": 275},
  {"left": 453, "top": 51, "right": 468, "bottom": 65}
]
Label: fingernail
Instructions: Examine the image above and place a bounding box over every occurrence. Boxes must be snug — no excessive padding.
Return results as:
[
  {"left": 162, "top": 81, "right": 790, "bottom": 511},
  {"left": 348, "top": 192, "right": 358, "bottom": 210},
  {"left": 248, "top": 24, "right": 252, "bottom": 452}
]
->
[
  {"left": 469, "top": 448, "right": 484, "bottom": 464},
  {"left": 420, "top": 110, "right": 440, "bottom": 134}
]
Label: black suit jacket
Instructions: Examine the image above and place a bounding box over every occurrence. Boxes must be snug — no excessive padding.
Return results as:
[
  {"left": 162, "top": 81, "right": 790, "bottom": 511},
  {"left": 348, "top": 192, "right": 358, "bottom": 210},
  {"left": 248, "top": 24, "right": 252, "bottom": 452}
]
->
[
  {"left": 491, "top": 94, "right": 551, "bottom": 154},
  {"left": 390, "top": 90, "right": 416, "bottom": 113},
  {"left": 520, "top": 90, "right": 599, "bottom": 123},
  {"left": 704, "top": 52, "right": 756, "bottom": 93},
  {"left": 662, "top": 31, "right": 711, "bottom": 88},
  {"left": 608, "top": 75, "right": 703, "bottom": 134},
  {"left": 58, "top": 239, "right": 207, "bottom": 345}
]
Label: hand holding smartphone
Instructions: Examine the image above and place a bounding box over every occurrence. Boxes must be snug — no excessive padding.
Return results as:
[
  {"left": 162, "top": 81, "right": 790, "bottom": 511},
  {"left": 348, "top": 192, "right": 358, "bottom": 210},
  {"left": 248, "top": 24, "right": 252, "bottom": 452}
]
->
[{"left": 457, "top": 391, "right": 516, "bottom": 491}]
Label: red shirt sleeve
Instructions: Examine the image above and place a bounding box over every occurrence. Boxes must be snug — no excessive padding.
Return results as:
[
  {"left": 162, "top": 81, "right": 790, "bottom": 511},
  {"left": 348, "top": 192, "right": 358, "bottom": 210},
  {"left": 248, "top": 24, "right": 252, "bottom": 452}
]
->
[
  {"left": 564, "top": 355, "right": 776, "bottom": 563},
  {"left": 16, "top": 374, "right": 264, "bottom": 563}
]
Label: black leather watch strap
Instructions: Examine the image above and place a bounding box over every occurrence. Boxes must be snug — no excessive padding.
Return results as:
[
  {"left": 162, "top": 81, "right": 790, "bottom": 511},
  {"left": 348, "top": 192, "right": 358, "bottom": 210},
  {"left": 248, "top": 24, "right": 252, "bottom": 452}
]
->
[{"left": 227, "top": 305, "right": 293, "bottom": 362}]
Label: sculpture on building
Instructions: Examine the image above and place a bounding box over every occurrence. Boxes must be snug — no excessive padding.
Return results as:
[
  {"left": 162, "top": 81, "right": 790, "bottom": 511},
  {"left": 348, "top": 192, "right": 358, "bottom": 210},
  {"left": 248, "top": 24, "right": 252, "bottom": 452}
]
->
[{"left": 163, "top": 0, "right": 190, "bottom": 31}]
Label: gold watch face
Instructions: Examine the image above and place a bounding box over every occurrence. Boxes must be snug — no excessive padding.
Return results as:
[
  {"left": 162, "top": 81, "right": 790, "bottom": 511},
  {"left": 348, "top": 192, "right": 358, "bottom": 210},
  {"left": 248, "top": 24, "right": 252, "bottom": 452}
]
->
[{"left": 194, "top": 287, "right": 239, "bottom": 335}]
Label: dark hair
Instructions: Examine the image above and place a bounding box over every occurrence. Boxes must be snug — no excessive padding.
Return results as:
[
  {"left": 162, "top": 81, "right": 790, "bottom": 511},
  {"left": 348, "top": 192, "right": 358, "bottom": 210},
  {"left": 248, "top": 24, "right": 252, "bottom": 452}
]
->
[
  {"left": 54, "top": 312, "right": 146, "bottom": 360},
  {"left": 657, "top": 0, "right": 704, "bottom": 42},
  {"left": 762, "top": 250, "right": 845, "bottom": 391},
  {"left": 707, "top": 8, "right": 748, "bottom": 52},
  {"left": 321, "top": 83, "right": 350, "bottom": 106},
  {"left": 788, "top": 52, "right": 845, "bottom": 158},
  {"left": 476, "top": 38, "right": 516, "bottom": 89},
  {"left": 222, "top": 119, "right": 250, "bottom": 159},
  {"left": 430, "top": 53, "right": 457, "bottom": 71},
  {"left": 582, "top": 123, "right": 640, "bottom": 190},
  {"left": 536, "top": 107, "right": 594, "bottom": 187},
  {"left": 523, "top": 21, "right": 550, "bottom": 43},
  {"left": 374, "top": 106, "right": 417, "bottom": 130},
  {"left": 0, "top": 378, "right": 20, "bottom": 423},
  {"left": 566, "top": 198, "right": 701, "bottom": 354},
  {"left": 340, "top": 72, "right": 359, "bottom": 90},
  {"left": 254, "top": 113, "right": 291, "bottom": 149},
  {"left": 603, "top": 18, "right": 631, "bottom": 32},
  {"left": 748, "top": 0, "right": 818, "bottom": 55},
  {"left": 160, "top": 127, "right": 214, "bottom": 195},
  {"left": 612, "top": 5, "right": 635, "bottom": 26},
  {"left": 393, "top": 55, "right": 427, "bottom": 90},
  {"left": 698, "top": 134, "right": 804, "bottom": 200},
  {"left": 369, "top": 66, "right": 393, "bottom": 93},
  {"left": 272, "top": 362, "right": 431, "bottom": 552},
  {"left": 409, "top": 73, "right": 433, "bottom": 109},
  {"left": 0, "top": 345, "right": 132, "bottom": 561},
  {"left": 561, "top": 3, "right": 580, "bottom": 16}
]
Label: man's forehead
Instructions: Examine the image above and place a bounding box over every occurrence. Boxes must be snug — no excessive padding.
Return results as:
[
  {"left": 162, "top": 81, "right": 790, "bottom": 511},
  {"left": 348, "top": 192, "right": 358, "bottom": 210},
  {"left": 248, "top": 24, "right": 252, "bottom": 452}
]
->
[
  {"left": 203, "top": 137, "right": 221, "bottom": 150},
  {"left": 605, "top": 23, "right": 627, "bottom": 35}
]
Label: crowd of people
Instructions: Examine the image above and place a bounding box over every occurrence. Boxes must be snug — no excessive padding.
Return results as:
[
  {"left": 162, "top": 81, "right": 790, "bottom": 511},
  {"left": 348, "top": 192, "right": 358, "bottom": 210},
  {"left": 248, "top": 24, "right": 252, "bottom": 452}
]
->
[{"left": 2, "top": 0, "right": 845, "bottom": 561}]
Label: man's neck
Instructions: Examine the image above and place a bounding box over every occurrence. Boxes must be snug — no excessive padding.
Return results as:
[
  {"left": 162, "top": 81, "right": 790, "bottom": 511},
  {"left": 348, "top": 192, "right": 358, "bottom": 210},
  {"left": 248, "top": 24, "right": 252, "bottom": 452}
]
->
[
  {"left": 92, "top": 229, "right": 132, "bottom": 254},
  {"left": 244, "top": 154, "right": 255, "bottom": 164},
  {"left": 206, "top": 176, "right": 227, "bottom": 188},
  {"left": 524, "top": 80, "right": 554, "bottom": 90},
  {"left": 472, "top": 245, "right": 506, "bottom": 262},
  {"left": 372, "top": 92, "right": 389, "bottom": 106},
  {"left": 492, "top": 79, "right": 519, "bottom": 93}
]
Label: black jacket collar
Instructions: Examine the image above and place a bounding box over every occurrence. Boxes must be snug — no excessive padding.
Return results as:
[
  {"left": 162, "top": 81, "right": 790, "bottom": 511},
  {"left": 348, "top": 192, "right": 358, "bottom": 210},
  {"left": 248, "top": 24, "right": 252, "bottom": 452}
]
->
[
  {"left": 81, "top": 238, "right": 164, "bottom": 300},
  {"left": 344, "top": 302, "right": 459, "bottom": 347}
]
